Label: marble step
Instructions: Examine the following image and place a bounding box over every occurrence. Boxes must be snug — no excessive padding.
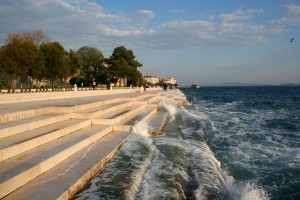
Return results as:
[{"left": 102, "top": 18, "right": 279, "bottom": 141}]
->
[
  {"left": 0, "top": 119, "right": 91, "bottom": 162},
  {"left": 147, "top": 111, "right": 169, "bottom": 135},
  {"left": 2, "top": 130, "right": 130, "bottom": 200},
  {"left": 0, "top": 113, "right": 70, "bottom": 139},
  {"left": 71, "top": 101, "right": 134, "bottom": 119},
  {"left": 0, "top": 124, "right": 112, "bottom": 199},
  {"left": 92, "top": 105, "right": 146, "bottom": 125}
]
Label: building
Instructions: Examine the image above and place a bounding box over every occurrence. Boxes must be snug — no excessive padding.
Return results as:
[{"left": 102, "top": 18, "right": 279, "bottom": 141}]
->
[
  {"left": 164, "top": 77, "right": 177, "bottom": 85},
  {"left": 143, "top": 75, "right": 160, "bottom": 85}
]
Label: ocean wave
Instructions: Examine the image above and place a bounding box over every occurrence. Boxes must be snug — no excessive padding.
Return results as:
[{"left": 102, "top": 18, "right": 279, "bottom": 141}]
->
[
  {"left": 159, "top": 101, "right": 179, "bottom": 122},
  {"left": 178, "top": 100, "right": 270, "bottom": 200},
  {"left": 137, "top": 136, "right": 189, "bottom": 200}
]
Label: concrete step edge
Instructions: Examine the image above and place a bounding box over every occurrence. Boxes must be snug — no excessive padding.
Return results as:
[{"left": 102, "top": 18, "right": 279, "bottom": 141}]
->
[
  {"left": 140, "top": 108, "right": 158, "bottom": 123},
  {"left": 112, "top": 105, "right": 146, "bottom": 125},
  {"left": 0, "top": 120, "right": 91, "bottom": 162},
  {"left": 58, "top": 132, "right": 131, "bottom": 200},
  {"left": 0, "top": 114, "right": 71, "bottom": 139},
  {"left": 0, "top": 126, "right": 113, "bottom": 199},
  {"left": 148, "top": 111, "right": 169, "bottom": 136},
  {"left": 0, "top": 107, "right": 55, "bottom": 124},
  {"left": 92, "top": 105, "right": 145, "bottom": 125},
  {"left": 71, "top": 101, "right": 135, "bottom": 119}
]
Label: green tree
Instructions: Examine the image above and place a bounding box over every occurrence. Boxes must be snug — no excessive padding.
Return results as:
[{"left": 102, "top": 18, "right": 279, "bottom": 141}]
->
[
  {"left": 76, "top": 46, "right": 104, "bottom": 84},
  {"left": 69, "top": 49, "right": 82, "bottom": 76},
  {"left": 0, "top": 30, "right": 49, "bottom": 88},
  {"left": 40, "top": 42, "right": 69, "bottom": 86},
  {"left": 27, "top": 49, "right": 45, "bottom": 87},
  {"left": 106, "top": 46, "right": 142, "bottom": 86},
  {"left": 0, "top": 32, "right": 40, "bottom": 88}
]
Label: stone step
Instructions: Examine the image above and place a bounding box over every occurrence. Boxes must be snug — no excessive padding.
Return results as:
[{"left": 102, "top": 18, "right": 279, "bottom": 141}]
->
[
  {"left": 71, "top": 102, "right": 122, "bottom": 114},
  {"left": 0, "top": 89, "right": 186, "bottom": 199},
  {"left": 133, "top": 93, "right": 156, "bottom": 101},
  {"left": 0, "top": 124, "right": 112, "bottom": 199},
  {"left": 71, "top": 101, "right": 134, "bottom": 119},
  {"left": 49, "top": 98, "right": 126, "bottom": 114},
  {"left": 147, "top": 111, "right": 169, "bottom": 135},
  {"left": 2, "top": 130, "right": 131, "bottom": 200},
  {"left": 146, "top": 96, "right": 160, "bottom": 103},
  {"left": 0, "top": 113, "right": 70, "bottom": 139},
  {"left": 0, "top": 107, "right": 54, "bottom": 124},
  {"left": 92, "top": 104, "right": 146, "bottom": 125},
  {"left": 111, "top": 108, "right": 158, "bottom": 132},
  {"left": 96, "top": 104, "right": 143, "bottom": 119},
  {"left": 124, "top": 108, "right": 157, "bottom": 125},
  {"left": 0, "top": 119, "right": 91, "bottom": 162}
]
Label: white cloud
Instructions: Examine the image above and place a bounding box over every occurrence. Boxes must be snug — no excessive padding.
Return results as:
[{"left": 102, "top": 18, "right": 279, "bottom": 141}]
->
[
  {"left": 270, "top": 3, "right": 300, "bottom": 32},
  {"left": 0, "top": 0, "right": 299, "bottom": 51},
  {"left": 96, "top": 24, "right": 154, "bottom": 37},
  {"left": 132, "top": 10, "right": 156, "bottom": 25},
  {"left": 219, "top": 8, "right": 263, "bottom": 22}
]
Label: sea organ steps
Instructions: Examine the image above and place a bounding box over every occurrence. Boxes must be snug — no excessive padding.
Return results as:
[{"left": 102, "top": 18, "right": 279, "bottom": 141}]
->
[{"left": 0, "top": 90, "right": 189, "bottom": 199}]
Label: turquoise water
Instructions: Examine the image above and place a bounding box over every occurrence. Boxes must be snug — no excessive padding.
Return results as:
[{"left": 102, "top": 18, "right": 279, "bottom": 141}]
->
[{"left": 74, "top": 87, "right": 300, "bottom": 200}]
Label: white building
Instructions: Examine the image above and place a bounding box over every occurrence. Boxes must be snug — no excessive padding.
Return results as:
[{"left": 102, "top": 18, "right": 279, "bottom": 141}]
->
[
  {"left": 143, "top": 75, "right": 159, "bottom": 85},
  {"left": 164, "top": 77, "right": 177, "bottom": 85}
]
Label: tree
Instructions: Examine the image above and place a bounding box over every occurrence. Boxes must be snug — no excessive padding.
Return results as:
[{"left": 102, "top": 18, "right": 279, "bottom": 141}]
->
[
  {"left": 32, "top": 29, "right": 49, "bottom": 45},
  {"left": 106, "top": 46, "right": 142, "bottom": 86},
  {"left": 0, "top": 32, "right": 40, "bottom": 88},
  {"left": 0, "top": 30, "right": 50, "bottom": 88},
  {"left": 27, "top": 49, "right": 45, "bottom": 87},
  {"left": 69, "top": 49, "right": 82, "bottom": 76},
  {"left": 40, "top": 42, "right": 69, "bottom": 86},
  {"left": 76, "top": 46, "right": 104, "bottom": 84}
]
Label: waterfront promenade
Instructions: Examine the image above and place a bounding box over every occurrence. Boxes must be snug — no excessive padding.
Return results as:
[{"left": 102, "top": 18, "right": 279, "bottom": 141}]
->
[{"left": 0, "top": 88, "right": 189, "bottom": 199}]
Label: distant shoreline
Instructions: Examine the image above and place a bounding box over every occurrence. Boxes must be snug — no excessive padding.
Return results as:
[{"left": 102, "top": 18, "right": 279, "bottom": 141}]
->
[{"left": 181, "top": 83, "right": 300, "bottom": 88}]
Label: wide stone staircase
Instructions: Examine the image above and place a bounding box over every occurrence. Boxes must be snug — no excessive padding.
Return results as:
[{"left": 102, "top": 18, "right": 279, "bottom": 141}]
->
[{"left": 0, "top": 89, "right": 189, "bottom": 199}]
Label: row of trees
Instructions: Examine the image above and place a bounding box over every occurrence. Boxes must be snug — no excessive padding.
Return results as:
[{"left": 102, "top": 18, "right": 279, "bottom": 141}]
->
[{"left": 0, "top": 30, "right": 143, "bottom": 89}]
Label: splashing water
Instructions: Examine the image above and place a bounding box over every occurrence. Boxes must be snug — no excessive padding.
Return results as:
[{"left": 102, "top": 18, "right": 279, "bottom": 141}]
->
[
  {"left": 159, "top": 101, "right": 178, "bottom": 122},
  {"left": 180, "top": 102, "right": 269, "bottom": 200},
  {"left": 124, "top": 121, "right": 157, "bottom": 200},
  {"left": 132, "top": 121, "right": 151, "bottom": 136}
]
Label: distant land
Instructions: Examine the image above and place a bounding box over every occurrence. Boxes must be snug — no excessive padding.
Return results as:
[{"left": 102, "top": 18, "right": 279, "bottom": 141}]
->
[
  {"left": 181, "top": 82, "right": 300, "bottom": 87},
  {"left": 211, "top": 82, "right": 300, "bottom": 87}
]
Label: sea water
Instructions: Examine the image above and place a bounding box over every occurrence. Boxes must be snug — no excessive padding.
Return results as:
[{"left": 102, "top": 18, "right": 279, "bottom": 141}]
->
[{"left": 74, "top": 86, "right": 300, "bottom": 200}]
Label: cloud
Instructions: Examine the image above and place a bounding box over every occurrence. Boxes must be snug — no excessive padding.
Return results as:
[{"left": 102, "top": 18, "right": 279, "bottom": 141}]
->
[
  {"left": 219, "top": 8, "right": 263, "bottom": 22},
  {"left": 0, "top": 0, "right": 299, "bottom": 51},
  {"left": 132, "top": 10, "right": 156, "bottom": 25},
  {"left": 270, "top": 3, "right": 300, "bottom": 33}
]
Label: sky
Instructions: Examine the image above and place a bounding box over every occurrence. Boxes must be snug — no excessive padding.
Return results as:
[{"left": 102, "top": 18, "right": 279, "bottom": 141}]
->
[{"left": 0, "top": 0, "right": 299, "bottom": 86}]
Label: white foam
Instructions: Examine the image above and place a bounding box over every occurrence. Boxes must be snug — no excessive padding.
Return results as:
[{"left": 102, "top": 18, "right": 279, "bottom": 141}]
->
[
  {"left": 138, "top": 137, "right": 189, "bottom": 200},
  {"left": 180, "top": 106, "right": 209, "bottom": 120},
  {"left": 124, "top": 121, "right": 163, "bottom": 199},
  {"left": 125, "top": 144, "right": 156, "bottom": 200},
  {"left": 190, "top": 142, "right": 269, "bottom": 200},
  {"left": 178, "top": 106, "right": 270, "bottom": 200},
  {"left": 159, "top": 101, "right": 178, "bottom": 122},
  {"left": 222, "top": 174, "right": 269, "bottom": 200}
]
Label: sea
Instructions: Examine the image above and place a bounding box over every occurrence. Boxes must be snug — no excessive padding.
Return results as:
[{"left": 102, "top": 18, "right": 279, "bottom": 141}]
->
[{"left": 74, "top": 86, "right": 300, "bottom": 200}]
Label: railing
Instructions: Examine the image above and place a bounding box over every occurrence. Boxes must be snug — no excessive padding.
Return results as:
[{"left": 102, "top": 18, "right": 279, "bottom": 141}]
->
[{"left": 0, "top": 86, "right": 131, "bottom": 94}]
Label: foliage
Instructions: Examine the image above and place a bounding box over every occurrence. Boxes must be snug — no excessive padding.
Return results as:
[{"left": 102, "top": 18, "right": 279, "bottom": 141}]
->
[
  {"left": 76, "top": 46, "right": 104, "bottom": 83},
  {"left": 27, "top": 48, "right": 45, "bottom": 87},
  {"left": 0, "top": 32, "right": 41, "bottom": 88},
  {"left": 106, "top": 46, "right": 142, "bottom": 86},
  {"left": 40, "top": 42, "right": 70, "bottom": 86},
  {"left": 0, "top": 30, "right": 144, "bottom": 89},
  {"left": 69, "top": 49, "right": 82, "bottom": 76}
]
